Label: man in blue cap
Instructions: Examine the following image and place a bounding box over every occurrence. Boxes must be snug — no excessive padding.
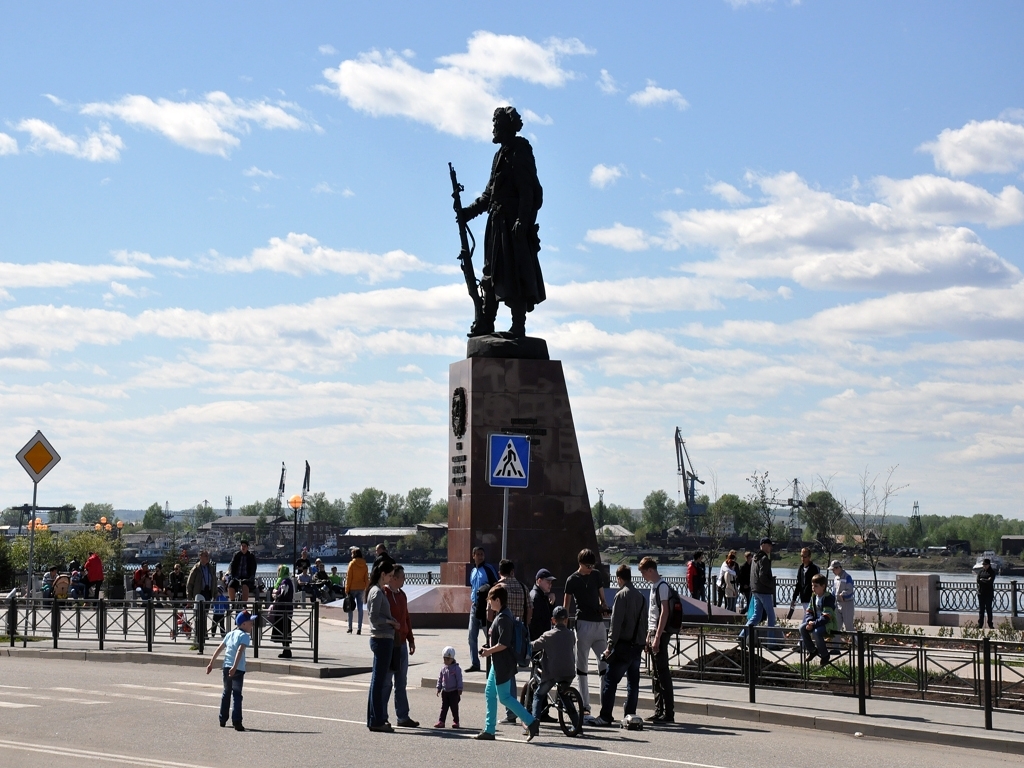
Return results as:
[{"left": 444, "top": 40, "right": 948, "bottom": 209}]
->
[{"left": 207, "top": 610, "right": 254, "bottom": 731}]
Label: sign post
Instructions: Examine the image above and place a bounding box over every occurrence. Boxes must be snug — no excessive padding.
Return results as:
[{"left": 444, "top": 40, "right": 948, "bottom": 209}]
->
[
  {"left": 487, "top": 434, "right": 531, "bottom": 561},
  {"left": 16, "top": 431, "right": 61, "bottom": 598}
]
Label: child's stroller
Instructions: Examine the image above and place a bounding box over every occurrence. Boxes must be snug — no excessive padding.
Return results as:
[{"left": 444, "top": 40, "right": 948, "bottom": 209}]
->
[{"left": 170, "top": 610, "right": 192, "bottom": 640}]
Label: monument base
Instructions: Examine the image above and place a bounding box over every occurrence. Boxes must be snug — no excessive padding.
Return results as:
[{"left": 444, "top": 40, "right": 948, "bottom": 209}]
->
[
  {"left": 467, "top": 334, "right": 549, "bottom": 360},
  {"left": 445, "top": 355, "right": 599, "bottom": 587}
]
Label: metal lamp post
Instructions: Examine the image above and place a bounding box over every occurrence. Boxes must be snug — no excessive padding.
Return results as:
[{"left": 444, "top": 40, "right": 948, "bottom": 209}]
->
[{"left": 288, "top": 494, "right": 303, "bottom": 565}]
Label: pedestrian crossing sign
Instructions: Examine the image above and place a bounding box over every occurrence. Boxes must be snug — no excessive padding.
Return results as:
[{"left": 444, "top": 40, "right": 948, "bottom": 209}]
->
[{"left": 488, "top": 433, "right": 531, "bottom": 489}]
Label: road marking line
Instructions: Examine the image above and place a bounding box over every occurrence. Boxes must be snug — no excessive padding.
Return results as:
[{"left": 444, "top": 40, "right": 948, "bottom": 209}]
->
[
  {"left": 0, "top": 684, "right": 31, "bottom": 689},
  {"left": 0, "top": 739, "right": 219, "bottom": 767},
  {"left": 175, "top": 679, "right": 364, "bottom": 693},
  {"left": 490, "top": 736, "right": 734, "bottom": 768},
  {"left": 0, "top": 702, "right": 38, "bottom": 708},
  {"left": 0, "top": 691, "right": 105, "bottom": 704}
]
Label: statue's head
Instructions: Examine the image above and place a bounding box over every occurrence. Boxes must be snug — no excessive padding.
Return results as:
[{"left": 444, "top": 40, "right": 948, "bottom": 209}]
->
[{"left": 492, "top": 106, "right": 523, "bottom": 143}]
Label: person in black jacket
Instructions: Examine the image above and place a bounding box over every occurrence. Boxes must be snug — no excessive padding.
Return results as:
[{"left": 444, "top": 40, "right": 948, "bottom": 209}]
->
[
  {"left": 736, "top": 551, "right": 753, "bottom": 612},
  {"left": 229, "top": 541, "right": 257, "bottom": 604},
  {"left": 789, "top": 548, "right": 820, "bottom": 618},
  {"left": 977, "top": 558, "right": 996, "bottom": 629},
  {"left": 740, "top": 538, "right": 779, "bottom": 645}
]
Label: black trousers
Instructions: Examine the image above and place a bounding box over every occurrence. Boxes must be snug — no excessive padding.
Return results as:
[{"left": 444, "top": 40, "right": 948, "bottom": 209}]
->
[
  {"left": 439, "top": 690, "right": 461, "bottom": 724},
  {"left": 650, "top": 639, "right": 674, "bottom": 718},
  {"left": 979, "top": 593, "right": 994, "bottom": 628}
]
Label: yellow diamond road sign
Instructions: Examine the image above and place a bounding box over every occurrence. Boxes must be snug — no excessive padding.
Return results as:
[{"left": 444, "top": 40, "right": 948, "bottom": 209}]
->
[{"left": 16, "top": 431, "right": 61, "bottom": 483}]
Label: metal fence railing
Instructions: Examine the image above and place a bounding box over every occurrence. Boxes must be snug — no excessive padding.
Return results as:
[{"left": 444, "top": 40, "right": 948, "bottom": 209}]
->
[
  {"left": 5, "top": 596, "right": 320, "bottom": 663},
  {"left": 661, "top": 621, "right": 1023, "bottom": 730}
]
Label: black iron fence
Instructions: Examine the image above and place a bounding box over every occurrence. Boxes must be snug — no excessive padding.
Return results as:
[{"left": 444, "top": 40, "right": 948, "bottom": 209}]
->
[
  {"left": 5, "top": 596, "right": 320, "bottom": 662},
  {"left": 663, "top": 622, "right": 1024, "bottom": 729}
]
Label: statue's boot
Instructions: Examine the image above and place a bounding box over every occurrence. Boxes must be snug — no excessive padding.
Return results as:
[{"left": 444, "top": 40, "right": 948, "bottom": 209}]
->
[
  {"left": 468, "top": 286, "right": 499, "bottom": 337},
  {"left": 507, "top": 304, "right": 527, "bottom": 338}
]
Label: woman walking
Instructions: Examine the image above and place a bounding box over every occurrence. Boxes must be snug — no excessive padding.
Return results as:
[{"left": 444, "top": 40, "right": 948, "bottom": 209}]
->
[
  {"left": 719, "top": 551, "right": 738, "bottom": 612},
  {"left": 476, "top": 585, "right": 539, "bottom": 742},
  {"left": 269, "top": 565, "right": 295, "bottom": 659},
  {"left": 366, "top": 561, "right": 400, "bottom": 732},
  {"left": 346, "top": 547, "right": 369, "bottom": 635}
]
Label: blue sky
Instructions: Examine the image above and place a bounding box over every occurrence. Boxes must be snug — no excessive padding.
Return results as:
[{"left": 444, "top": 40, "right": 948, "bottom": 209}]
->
[{"left": 2, "top": 1, "right": 1023, "bottom": 517}]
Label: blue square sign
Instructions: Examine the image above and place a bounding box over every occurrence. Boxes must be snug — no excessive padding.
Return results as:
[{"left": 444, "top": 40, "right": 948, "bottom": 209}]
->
[{"left": 488, "top": 433, "right": 531, "bottom": 489}]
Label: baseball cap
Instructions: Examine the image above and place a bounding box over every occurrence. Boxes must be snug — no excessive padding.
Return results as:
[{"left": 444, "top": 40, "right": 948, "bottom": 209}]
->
[
  {"left": 236, "top": 611, "right": 253, "bottom": 626},
  {"left": 552, "top": 606, "right": 568, "bottom": 621},
  {"left": 759, "top": 537, "right": 774, "bottom": 546},
  {"left": 535, "top": 568, "right": 555, "bottom": 581},
  {"left": 829, "top": 560, "right": 843, "bottom": 569},
  {"left": 442, "top": 646, "right": 456, "bottom": 659}
]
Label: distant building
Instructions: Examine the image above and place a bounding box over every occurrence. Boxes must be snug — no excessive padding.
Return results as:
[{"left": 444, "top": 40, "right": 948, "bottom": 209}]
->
[
  {"left": 337, "top": 523, "right": 447, "bottom": 552},
  {"left": 597, "top": 524, "right": 634, "bottom": 540},
  {"left": 1002, "top": 536, "right": 1024, "bottom": 556},
  {"left": 198, "top": 515, "right": 287, "bottom": 537}
]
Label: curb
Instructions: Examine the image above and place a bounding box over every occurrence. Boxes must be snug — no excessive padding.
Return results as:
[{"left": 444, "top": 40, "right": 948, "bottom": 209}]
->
[
  {"left": 419, "top": 676, "right": 1023, "bottom": 755},
  {"left": 1, "top": 646, "right": 370, "bottom": 679}
]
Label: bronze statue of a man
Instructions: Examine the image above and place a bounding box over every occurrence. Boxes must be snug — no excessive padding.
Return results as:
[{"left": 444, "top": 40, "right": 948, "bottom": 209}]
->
[{"left": 459, "top": 106, "right": 545, "bottom": 338}]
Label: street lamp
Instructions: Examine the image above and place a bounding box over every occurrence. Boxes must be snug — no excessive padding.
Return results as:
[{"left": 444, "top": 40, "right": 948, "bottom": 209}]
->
[
  {"left": 288, "top": 494, "right": 303, "bottom": 565},
  {"left": 116, "top": 520, "right": 124, "bottom": 538}
]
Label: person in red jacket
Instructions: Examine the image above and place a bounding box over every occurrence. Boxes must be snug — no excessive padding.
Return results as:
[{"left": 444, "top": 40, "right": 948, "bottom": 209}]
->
[
  {"left": 384, "top": 565, "right": 419, "bottom": 728},
  {"left": 84, "top": 552, "right": 104, "bottom": 599}
]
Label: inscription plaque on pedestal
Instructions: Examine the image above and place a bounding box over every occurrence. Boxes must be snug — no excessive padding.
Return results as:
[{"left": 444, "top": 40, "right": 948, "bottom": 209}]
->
[{"left": 442, "top": 356, "right": 599, "bottom": 588}]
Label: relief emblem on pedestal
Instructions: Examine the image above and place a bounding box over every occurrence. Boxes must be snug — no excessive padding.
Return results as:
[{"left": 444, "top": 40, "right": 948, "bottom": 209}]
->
[{"left": 451, "top": 386, "right": 467, "bottom": 439}]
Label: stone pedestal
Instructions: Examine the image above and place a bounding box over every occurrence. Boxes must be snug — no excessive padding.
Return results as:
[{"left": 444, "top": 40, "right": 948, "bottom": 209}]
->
[
  {"left": 896, "top": 573, "right": 939, "bottom": 625},
  {"left": 443, "top": 356, "right": 599, "bottom": 587}
]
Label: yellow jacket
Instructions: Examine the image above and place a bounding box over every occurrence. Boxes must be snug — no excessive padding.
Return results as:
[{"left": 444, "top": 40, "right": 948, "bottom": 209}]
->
[{"left": 346, "top": 557, "right": 369, "bottom": 594}]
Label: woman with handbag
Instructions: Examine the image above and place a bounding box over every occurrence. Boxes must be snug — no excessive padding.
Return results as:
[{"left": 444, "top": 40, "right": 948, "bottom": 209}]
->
[
  {"left": 346, "top": 547, "right": 369, "bottom": 634},
  {"left": 269, "top": 565, "right": 294, "bottom": 659}
]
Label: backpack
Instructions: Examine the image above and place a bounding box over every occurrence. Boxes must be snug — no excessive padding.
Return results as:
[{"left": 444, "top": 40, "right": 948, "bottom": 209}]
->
[
  {"left": 653, "top": 579, "right": 684, "bottom": 634},
  {"left": 510, "top": 616, "right": 532, "bottom": 666}
]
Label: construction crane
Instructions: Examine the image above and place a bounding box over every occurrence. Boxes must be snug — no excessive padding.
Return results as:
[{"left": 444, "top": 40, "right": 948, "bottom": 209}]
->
[
  {"left": 274, "top": 462, "right": 287, "bottom": 519},
  {"left": 674, "top": 427, "right": 706, "bottom": 532}
]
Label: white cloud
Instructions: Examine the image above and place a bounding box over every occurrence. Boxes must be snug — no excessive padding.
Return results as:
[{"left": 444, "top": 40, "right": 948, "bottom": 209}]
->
[
  {"left": 546, "top": 276, "right": 764, "bottom": 317},
  {"left": 0, "top": 133, "right": 19, "bottom": 155},
  {"left": 874, "top": 175, "right": 1024, "bottom": 227},
  {"left": 596, "top": 69, "right": 619, "bottom": 95},
  {"left": 318, "top": 44, "right": 337, "bottom": 55},
  {"left": 81, "top": 92, "right": 307, "bottom": 156},
  {"left": 243, "top": 166, "right": 279, "bottom": 179},
  {"left": 312, "top": 182, "right": 335, "bottom": 194},
  {"left": 212, "top": 233, "right": 457, "bottom": 283},
  {"left": 584, "top": 223, "right": 652, "bottom": 252},
  {"left": 112, "top": 250, "right": 193, "bottom": 269},
  {"left": 596, "top": 171, "right": 1021, "bottom": 291},
  {"left": 724, "top": 0, "right": 775, "bottom": 6},
  {"left": 707, "top": 181, "right": 750, "bottom": 205},
  {"left": 321, "top": 31, "right": 592, "bottom": 140},
  {"left": 0, "top": 260, "right": 148, "bottom": 289},
  {"left": 108, "top": 281, "right": 136, "bottom": 297},
  {"left": 589, "top": 163, "right": 624, "bottom": 189},
  {"left": 627, "top": 80, "right": 689, "bottom": 110},
  {"left": 15, "top": 119, "right": 123, "bottom": 161},
  {"left": 919, "top": 119, "right": 1024, "bottom": 176}
]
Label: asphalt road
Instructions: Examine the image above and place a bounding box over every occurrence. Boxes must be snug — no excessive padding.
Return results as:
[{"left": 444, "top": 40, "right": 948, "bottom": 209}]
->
[{"left": 0, "top": 658, "right": 1017, "bottom": 768}]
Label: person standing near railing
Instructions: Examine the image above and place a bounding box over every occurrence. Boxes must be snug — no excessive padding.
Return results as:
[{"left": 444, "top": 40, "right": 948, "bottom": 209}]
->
[
  {"left": 741, "top": 538, "right": 781, "bottom": 647},
  {"left": 718, "top": 551, "right": 738, "bottom": 612},
  {"left": 977, "top": 558, "right": 996, "bottom": 630},
  {"left": 830, "top": 560, "right": 855, "bottom": 632},
  {"left": 736, "top": 551, "right": 753, "bottom": 613}
]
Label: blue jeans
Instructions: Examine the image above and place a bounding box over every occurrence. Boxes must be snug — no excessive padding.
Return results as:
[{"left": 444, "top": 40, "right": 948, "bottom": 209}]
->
[
  {"left": 219, "top": 668, "right": 244, "bottom": 725},
  {"left": 347, "top": 591, "right": 364, "bottom": 632},
  {"left": 799, "top": 619, "right": 830, "bottom": 660},
  {"left": 468, "top": 611, "right": 485, "bottom": 667},
  {"left": 484, "top": 666, "right": 534, "bottom": 734},
  {"left": 367, "top": 636, "right": 394, "bottom": 728},
  {"left": 740, "top": 592, "right": 781, "bottom": 644},
  {"left": 532, "top": 679, "right": 556, "bottom": 720},
  {"left": 384, "top": 641, "right": 410, "bottom": 721},
  {"left": 600, "top": 644, "right": 643, "bottom": 721}
]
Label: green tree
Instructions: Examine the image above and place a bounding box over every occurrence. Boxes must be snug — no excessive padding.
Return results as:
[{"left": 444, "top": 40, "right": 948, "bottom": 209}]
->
[
  {"left": 404, "top": 487, "right": 434, "bottom": 525},
  {"left": 10, "top": 530, "right": 67, "bottom": 573},
  {"left": 79, "top": 502, "right": 114, "bottom": 525},
  {"left": 141, "top": 502, "right": 166, "bottom": 530},
  {"left": 802, "top": 489, "right": 845, "bottom": 562},
  {"left": 255, "top": 510, "right": 268, "bottom": 542},
  {"left": 348, "top": 488, "right": 387, "bottom": 527},
  {"left": 604, "top": 504, "right": 634, "bottom": 528},
  {"left": 189, "top": 503, "right": 217, "bottom": 529},
  {"left": 1, "top": 507, "right": 25, "bottom": 526},
  {"left": 384, "top": 493, "right": 407, "bottom": 526},
  {"left": 641, "top": 490, "right": 675, "bottom": 533},
  {"left": 711, "top": 494, "right": 759, "bottom": 538},
  {"left": 65, "top": 531, "right": 113, "bottom": 568},
  {"left": 0, "top": 537, "right": 14, "bottom": 589},
  {"left": 425, "top": 499, "right": 449, "bottom": 524},
  {"left": 746, "top": 471, "right": 780, "bottom": 540}
]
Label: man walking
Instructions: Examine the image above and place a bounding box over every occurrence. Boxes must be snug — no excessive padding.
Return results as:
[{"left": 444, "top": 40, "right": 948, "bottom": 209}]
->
[
  {"left": 737, "top": 550, "right": 753, "bottom": 613},
  {"left": 384, "top": 565, "right": 419, "bottom": 727},
  {"left": 594, "top": 564, "right": 647, "bottom": 727},
  {"left": 563, "top": 548, "right": 609, "bottom": 720},
  {"left": 741, "top": 538, "right": 780, "bottom": 646},
  {"left": 639, "top": 556, "right": 674, "bottom": 723},
  {"left": 529, "top": 568, "right": 556, "bottom": 641},
  {"left": 830, "top": 560, "right": 856, "bottom": 632},
  {"left": 467, "top": 547, "right": 497, "bottom": 672},
  {"left": 977, "top": 558, "right": 996, "bottom": 629},
  {"left": 789, "top": 548, "right": 820, "bottom": 618}
]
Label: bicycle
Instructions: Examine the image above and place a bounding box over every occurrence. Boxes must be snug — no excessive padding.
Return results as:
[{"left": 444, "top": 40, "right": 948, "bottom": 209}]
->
[{"left": 519, "top": 650, "right": 584, "bottom": 737}]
